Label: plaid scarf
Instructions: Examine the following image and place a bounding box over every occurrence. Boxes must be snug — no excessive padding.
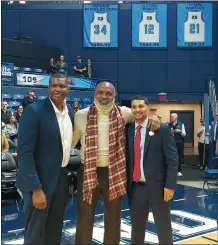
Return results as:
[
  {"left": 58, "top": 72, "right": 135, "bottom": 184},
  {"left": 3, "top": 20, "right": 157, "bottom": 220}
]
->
[{"left": 83, "top": 103, "right": 126, "bottom": 204}]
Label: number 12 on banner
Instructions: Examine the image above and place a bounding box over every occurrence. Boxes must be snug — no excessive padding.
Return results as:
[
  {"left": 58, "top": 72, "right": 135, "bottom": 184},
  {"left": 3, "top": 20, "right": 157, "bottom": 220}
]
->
[
  {"left": 144, "top": 24, "right": 154, "bottom": 34},
  {"left": 132, "top": 4, "right": 167, "bottom": 48}
]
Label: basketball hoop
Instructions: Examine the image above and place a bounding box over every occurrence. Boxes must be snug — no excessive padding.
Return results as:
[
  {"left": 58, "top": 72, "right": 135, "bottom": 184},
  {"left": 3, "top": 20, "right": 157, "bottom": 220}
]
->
[{"left": 158, "top": 93, "right": 167, "bottom": 101}]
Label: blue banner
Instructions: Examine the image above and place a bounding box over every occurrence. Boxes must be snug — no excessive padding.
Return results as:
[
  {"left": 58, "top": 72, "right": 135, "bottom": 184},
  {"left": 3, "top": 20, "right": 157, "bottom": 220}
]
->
[
  {"left": 132, "top": 4, "right": 167, "bottom": 48},
  {"left": 83, "top": 4, "right": 118, "bottom": 48},
  {"left": 1, "top": 62, "right": 14, "bottom": 86},
  {"left": 16, "top": 73, "right": 97, "bottom": 90},
  {"left": 177, "top": 3, "right": 212, "bottom": 47}
]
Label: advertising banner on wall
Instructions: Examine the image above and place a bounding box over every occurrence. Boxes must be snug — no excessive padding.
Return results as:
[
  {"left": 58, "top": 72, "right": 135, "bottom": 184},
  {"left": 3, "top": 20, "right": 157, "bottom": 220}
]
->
[{"left": 1, "top": 62, "right": 15, "bottom": 86}]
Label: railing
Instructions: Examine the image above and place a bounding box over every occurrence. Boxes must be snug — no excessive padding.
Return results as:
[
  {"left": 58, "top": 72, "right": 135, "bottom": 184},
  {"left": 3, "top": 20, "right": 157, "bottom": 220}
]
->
[{"left": 208, "top": 80, "right": 217, "bottom": 122}]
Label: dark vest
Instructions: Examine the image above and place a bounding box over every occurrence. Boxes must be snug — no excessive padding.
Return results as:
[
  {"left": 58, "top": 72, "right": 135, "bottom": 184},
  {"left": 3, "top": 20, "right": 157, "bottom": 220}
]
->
[{"left": 169, "top": 121, "right": 184, "bottom": 143}]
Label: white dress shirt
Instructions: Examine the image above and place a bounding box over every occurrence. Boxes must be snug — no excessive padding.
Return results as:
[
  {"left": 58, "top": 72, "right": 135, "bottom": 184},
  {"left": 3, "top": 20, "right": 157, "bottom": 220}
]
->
[
  {"left": 135, "top": 118, "right": 148, "bottom": 182},
  {"left": 50, "top": 99, "right": 73, "bottom": 167},
  {"left": 198, "top": 125, "right": 210, "bottom": 144},
  {"left": 214, "top": 123, "right": 217, "bottom": 141}
]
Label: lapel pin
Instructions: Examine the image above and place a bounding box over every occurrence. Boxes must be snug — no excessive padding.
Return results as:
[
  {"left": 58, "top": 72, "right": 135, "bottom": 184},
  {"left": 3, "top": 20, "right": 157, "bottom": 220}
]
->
[{"left": 149, "top": 131, "right": 154, "bottom": 136}]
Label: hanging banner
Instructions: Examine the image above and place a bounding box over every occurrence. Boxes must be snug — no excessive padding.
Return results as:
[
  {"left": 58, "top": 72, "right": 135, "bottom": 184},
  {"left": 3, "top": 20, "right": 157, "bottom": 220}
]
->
[
  {"left": 1, "top": 62, "right": 14, "bottom": 86},
  {"left": 177, "top": 3, "right": 212, "bottom": 47},
  {"left": 83, "top": 4, "right": 118, "bottom": 48},
  {"left": 132, "top": 4, "right": 167, "bottom": 48}
]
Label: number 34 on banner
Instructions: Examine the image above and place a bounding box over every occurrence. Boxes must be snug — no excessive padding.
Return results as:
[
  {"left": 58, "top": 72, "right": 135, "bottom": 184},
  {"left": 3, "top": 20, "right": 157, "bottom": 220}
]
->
[{"left": 83, "top": 4, "right": 118, "bottom": 48}]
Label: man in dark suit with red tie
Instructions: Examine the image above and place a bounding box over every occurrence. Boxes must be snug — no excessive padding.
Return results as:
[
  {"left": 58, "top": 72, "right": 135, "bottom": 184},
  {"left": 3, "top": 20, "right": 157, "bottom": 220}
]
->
[{"left": 125, "top": 95, "right": 178, "bottom": 245}]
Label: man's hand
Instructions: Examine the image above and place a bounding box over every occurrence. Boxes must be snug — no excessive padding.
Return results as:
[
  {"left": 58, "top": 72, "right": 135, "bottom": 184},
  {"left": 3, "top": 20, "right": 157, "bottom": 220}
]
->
[
  {"left": 216, "top": 142, "right": 218, "bottom": 156},
  {"left": 148, "top": 115, "right": 160, "bottom": 132},
  {"left": 164, "top": 188, "right": 174, "bottom": 202},
  {"left": 174, "top": 129, "right": 182, "bottom": 133},
  {"left": 32, "top": 189, "right": 47, "bottom": 210}
]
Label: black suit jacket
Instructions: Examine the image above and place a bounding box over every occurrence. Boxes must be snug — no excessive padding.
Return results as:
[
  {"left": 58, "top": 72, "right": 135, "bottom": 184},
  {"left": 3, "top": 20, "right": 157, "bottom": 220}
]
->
[
  {"left": 126, "top": 123, "right": 178, "bottom": 201},
  {"left": 16, "top": 98, "right": 73, "bottom": 197}
]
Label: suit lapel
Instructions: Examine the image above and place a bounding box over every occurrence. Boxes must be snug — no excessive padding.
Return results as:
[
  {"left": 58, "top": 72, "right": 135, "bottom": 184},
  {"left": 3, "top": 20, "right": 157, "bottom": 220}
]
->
[
  {"left": 46, "top": 98, "right": 62, "bottom": 143},
  {"left": 129, "top": 123, "right": 135, "bottom": 170},
  {"left": 143, "top": 127, "right": 152, "bottom": 158}
]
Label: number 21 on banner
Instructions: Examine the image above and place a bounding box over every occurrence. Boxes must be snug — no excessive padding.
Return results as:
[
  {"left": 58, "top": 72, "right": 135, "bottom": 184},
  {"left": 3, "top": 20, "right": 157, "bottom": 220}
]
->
[{"left": 190, "top": 24, "right": 200, "bottom": 34}]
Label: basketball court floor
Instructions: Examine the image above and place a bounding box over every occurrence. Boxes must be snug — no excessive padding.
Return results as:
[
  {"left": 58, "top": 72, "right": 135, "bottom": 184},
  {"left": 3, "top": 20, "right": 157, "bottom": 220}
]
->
[{"left": 2, "top": 181, "right": 218, "bottom": 244}]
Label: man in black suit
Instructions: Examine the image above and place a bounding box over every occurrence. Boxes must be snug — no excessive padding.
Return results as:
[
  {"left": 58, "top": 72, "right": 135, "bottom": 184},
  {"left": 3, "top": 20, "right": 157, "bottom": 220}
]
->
[
  {"left": 126, "top": 95, "right": 178, "bottom": 245},
  {"left": 16, "top": 73, "right": 73, "bottom": 244}
]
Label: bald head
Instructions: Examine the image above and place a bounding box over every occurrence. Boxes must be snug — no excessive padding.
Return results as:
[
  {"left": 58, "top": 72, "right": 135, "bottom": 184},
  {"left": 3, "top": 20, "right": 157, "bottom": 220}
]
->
[
  {"left": 171, "top": 113, "right": 178, "bottom": 123},
  {"left": 95, "top": 82, "right": 115, "bottom": 95},
  {"left": 94, "top": 81, "right": 115, "bottom": 109}
]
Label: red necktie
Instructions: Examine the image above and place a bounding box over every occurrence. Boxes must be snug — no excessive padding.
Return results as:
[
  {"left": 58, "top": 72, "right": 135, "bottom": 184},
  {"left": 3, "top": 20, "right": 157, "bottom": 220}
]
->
[{"left": 133, "top": 125, "right": 142, "bottom": 182}]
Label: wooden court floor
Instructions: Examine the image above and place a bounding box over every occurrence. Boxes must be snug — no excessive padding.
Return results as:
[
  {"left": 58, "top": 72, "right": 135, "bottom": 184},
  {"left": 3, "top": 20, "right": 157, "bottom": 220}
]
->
[{"left": 176, "top": 231, "right": 218, "bottom": 244}]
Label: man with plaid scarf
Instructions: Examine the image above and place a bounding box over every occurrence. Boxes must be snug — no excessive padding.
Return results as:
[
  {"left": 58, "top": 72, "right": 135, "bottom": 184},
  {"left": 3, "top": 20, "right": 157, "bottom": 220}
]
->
[{"left": 72, "top": 81, "right": 160, "bottom": 244}]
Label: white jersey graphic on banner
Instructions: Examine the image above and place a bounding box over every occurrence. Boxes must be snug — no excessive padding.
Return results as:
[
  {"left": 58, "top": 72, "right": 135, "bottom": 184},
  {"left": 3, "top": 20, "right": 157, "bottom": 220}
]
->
[
  {"left": 139, "top": 12, "right": 159, "bottom": 43},
  {"left": 90, "top": 13, "right": 110, "bottom": 43},
  {"left": 184, "top": 11, "right": 205, "bottom": 42}
]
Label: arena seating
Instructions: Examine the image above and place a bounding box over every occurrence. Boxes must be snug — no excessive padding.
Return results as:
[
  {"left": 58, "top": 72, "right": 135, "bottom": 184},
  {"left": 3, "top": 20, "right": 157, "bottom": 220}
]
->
[
  {"left": 1, "top": 152, "right": 18, "bottom": 197},
  {"left": 2, "top": 92, "right": 93, "bottom": 110}
]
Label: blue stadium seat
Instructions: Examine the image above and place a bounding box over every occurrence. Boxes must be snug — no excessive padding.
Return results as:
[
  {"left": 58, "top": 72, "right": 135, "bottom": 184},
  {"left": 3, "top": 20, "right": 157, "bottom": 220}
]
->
[
  {"left": 38, "top": 96, "right": 47, "bottom": 100},
  {"left": 82, "top": 98, "right": 92, "bottom": 103},
  {"left": 14, "top": 66, "right": 21, "bottom": 72},
  {"left": 2, "top": 94, "right": 12, "bottom": 102},
  {"left": 33, "top": 68, "right": 44, "bottom": 74},
  {"left": 13, "top": 94, "right": 25, "bottom": 102},
  {"left": 22, "top": 67, "right": 32, "bottom": 72},
  {"left": 203, "top": 157, "right": 218, "bottom": 190},
  {"left": 66, "top": 97, "right": 72, "bottom": 102},
  {"left": 83, "top": 103, "right": 92, "bottom": 108},
  {"left": 72, "top": 98, "right": 81, "bottom": 102},
  {"left": 8, "top": 101, "right": 21, "bottom": 109},
  {"left": 7, "top": 108, "right": 16, "bottom": 115},
  {"left": 67, "top": 103, "right": 72, "bottom": 110}
]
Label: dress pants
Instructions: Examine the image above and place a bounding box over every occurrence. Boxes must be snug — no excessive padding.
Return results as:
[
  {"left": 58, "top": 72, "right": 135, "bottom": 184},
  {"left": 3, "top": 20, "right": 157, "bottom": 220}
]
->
[
  {"left": 198, "top": 142, "right": 209, "bottom": 168},
  {"left": 75, "top": 165, "right": 122, "bottom": 245},
  {"left": 129, "top": 182, "right": 173, "bottom": 245},
  {"left": 23, "top": 168, "right": 69, "bottom": 245},
  {"left": 176, "top": 142, "right": 183, "bottom": 172}
]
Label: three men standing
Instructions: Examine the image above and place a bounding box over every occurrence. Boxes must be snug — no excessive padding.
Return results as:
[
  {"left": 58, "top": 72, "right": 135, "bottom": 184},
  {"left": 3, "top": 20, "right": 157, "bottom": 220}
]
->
[{"left": 17, "top": 78, "right": 175, "bottom": 245}]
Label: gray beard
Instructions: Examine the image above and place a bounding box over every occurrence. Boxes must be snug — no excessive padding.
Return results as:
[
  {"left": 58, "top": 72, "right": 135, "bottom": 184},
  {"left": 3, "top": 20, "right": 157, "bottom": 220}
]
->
[{"left": 94, "top": 99, "right": 114, "bottom": 111}]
